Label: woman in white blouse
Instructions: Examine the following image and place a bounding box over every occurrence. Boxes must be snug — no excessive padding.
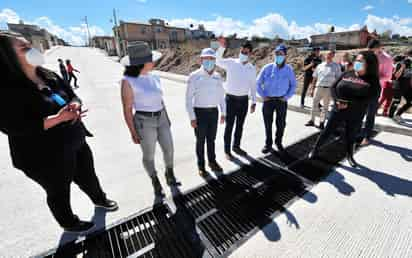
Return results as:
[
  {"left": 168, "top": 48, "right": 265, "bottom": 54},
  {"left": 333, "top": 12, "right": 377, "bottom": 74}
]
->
[{"left": 120, "top": 42, "right": 178, "bottom": 198}]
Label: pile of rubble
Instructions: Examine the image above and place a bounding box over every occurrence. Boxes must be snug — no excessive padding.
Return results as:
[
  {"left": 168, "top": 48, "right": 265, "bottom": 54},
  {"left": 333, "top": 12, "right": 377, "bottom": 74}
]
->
[{"left": 155, "top": 45, "right": 411, "bottom": 91}]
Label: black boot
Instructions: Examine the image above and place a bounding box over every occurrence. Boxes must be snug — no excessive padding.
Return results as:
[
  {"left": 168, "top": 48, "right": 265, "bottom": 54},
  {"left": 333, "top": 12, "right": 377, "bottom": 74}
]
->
[
  {"left": 275, "top": 140, "right": 285, "bottom": 152},
  {"left": 151, "top": 176, "right": 165, "bottom": 197},
  {"left": 347, "top": 144, "right": 359, "bottom": 168},
  {"left": 318, "top": 122, "right": 325, "bottom": 130},
  {"left": 165, "top": 168, "right": 179, "bottom": 186},
  {"left": 347, "top": 155, "right": 359, "bottom": 168},
  {"left": 233, "top": 146, "right": 247, "bottom": 156}
]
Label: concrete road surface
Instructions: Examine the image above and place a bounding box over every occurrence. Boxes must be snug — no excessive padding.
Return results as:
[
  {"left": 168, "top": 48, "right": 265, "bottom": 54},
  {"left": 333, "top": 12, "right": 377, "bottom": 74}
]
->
[{"left": 0, "top": 47, "right": 411, "bottom": 257}]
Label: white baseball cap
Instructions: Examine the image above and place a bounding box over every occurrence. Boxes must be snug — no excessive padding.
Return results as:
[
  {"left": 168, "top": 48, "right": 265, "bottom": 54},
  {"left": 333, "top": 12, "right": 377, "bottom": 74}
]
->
[{"left": 200, "top": 48, "right": 216, "bottom": 58}]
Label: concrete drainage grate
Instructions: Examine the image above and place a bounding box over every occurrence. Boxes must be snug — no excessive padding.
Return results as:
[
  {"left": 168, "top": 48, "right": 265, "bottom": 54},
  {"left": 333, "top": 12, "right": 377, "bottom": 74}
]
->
[
  {"left": 38, "top": 131, "right": 373, "bottom": 258},
  {"left": 42, "top": 204, "right": 200, "bottom": 258}
]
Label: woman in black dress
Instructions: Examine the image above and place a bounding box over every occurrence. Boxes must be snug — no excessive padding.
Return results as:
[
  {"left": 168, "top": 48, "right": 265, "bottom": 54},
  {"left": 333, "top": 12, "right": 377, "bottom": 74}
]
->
[
  {"left": 0, "top": 32, "right": 118, "bottom": 232},
  {"left": 308, "top": 51, "right": 380, "bottom": 167}
]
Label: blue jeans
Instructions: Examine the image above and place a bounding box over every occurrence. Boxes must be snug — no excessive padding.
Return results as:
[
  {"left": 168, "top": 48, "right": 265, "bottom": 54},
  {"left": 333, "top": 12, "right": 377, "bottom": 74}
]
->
[
  {"left": 362, "top": 95, "right": 379, "bottom": 140},
  {"left": 134, "top": 110, "right": 174, "bottom": 177}
]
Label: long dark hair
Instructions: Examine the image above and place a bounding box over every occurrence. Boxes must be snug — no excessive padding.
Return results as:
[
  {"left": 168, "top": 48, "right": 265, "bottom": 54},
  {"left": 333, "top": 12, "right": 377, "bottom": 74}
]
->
[
  {"left": 124, "top": 64, "right": 145, "bottom": 78},
  {"left": 359, "top": 50, "right": 379, "bottom": 80},
  {"left": 0, "top": 33, "right": 33, "bottom": 89}
]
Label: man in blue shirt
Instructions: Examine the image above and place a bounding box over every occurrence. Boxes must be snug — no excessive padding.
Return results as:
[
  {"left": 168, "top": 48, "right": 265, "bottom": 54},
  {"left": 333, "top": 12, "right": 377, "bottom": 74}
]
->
[{"left": 256, "top": 44, "right": 297, "bottom": 153}]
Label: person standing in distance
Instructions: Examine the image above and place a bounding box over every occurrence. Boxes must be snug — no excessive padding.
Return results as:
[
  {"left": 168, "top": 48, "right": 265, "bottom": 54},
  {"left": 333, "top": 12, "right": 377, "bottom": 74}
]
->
[
  {"left": 305, "top": 50, "right": 342, "bottom": 130},
  {"left": 360, "top": 39, "right": 392, "bottom": 145},
  {"left": 66, "top": 59, "right": 80, "bottom": 88},
  {"left": 257, "top": 44, "right": 297, "bottom": 154},
  {"left": 58, "top": 58, "right": 68, "bottom": 82},
  {"left": 186, "top": 48, "right": 226, "bottom": 177},
  {"left": 301, "top": 47, "right": 322, "bottom": 108},
  {"left": 216, "top": 37, "right": 257, "bottom": 160}
]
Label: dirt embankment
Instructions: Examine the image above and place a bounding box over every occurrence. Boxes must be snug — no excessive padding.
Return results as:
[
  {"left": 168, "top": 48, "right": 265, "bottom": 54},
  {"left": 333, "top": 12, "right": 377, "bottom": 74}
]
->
[{"left": 155, "top": 45, "right": 411, "bottom": 93}]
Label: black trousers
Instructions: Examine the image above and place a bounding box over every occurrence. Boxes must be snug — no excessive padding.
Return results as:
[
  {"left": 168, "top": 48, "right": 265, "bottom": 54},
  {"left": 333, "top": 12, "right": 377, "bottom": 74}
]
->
[
  {"left": 262, "top": 99, "right": 287, "bottom": 147},
  {"left": 61, "top": 72, "right": 68, "bottom": 82},
  {"left": 389, "top": 88, "right": 412, "bottom": 117},
  {"left": 389, "top": 85, "right": 403, "bottom": 117},
  {"left": 313, "top": 105, "right": 366, "bottom": 155},
  {"left": 224, "top": 95, "right": 249, "bottom": 153},
  {"left": 22, "top": 142, "right": 106, "bottom": 227},
  {"left": 397, "top": 98, "right": 412, "bottom": 116},
  {"left": 68, "top": 72, "right": 78, "bottom": 87},
  {"left": 301, "top": 75, "right": 313, "bottom": 106},
  {"left": 194, "top": 108, "right": 218, "bottom": 169}
]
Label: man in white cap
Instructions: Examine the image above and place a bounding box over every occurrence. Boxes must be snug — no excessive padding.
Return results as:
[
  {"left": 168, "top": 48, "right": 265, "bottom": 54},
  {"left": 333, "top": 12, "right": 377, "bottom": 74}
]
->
[
  {"left": 216, "top": 37, "right": 257, "bottom": 160},
  {"left": 186, "top": 48, "right": 226, "bottom": 177}
]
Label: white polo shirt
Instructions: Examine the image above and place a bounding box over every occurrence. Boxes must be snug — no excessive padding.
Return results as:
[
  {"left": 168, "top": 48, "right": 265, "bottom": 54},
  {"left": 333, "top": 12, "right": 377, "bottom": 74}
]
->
[
  {"left": 216, "top": 47, "right": 257, "bottom": 103},
  {"left": 313, "top": 62, "right": 342, "bottom": 88},
  {"left": 185, "top": 68, "right": 226, "bottom": 120}
]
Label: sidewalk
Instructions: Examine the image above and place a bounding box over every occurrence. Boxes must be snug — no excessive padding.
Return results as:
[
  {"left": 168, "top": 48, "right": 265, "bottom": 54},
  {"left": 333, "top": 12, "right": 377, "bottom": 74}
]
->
[{"left": 153, "top": 70, "right": 412, "bottom": 136}]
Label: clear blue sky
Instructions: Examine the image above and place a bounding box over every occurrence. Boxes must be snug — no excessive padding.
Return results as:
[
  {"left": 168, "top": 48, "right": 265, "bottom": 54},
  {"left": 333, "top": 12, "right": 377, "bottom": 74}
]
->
[{"left": 1, "top": 0, "right": 411, "bottom": 44}]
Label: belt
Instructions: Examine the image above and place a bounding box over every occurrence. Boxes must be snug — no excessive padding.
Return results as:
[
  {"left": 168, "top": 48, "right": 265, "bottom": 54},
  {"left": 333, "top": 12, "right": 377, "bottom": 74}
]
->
[
  {"left": 194, "top": 107, "right": 218, "bottom": 112},
  {"left": 318, "top": 86, "right": 331, "bottom": 88},
  {"left": 226, "top": 94, "right": 249, "bottom": 100},
  {"left": 266, "top": 96, "right": 284, "bottom": 100},
  {"left": 135, "top": 110, "right": 162, "bottom": 117}
]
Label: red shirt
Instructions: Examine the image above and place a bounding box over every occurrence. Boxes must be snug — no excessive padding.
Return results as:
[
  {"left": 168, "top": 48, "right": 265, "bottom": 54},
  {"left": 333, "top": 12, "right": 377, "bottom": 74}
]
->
[{"left": 67, "top": 64, "right": 74, "bottom": 73}]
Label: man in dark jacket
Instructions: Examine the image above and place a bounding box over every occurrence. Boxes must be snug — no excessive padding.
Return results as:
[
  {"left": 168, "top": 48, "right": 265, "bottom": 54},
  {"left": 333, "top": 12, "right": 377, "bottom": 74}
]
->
[
  {"left": 389, "top": 50, "right": 412, "bottom": 122},
  {"left": 301, "top": 47, "right": 322, "bottom": 108},
  {"left": 58, "top": 58, "right": 68, "bottom": 82}
]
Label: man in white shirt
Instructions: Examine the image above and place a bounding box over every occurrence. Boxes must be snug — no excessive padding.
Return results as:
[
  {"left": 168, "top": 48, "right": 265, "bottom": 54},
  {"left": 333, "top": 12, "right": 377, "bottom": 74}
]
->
[
  {"left": 186, "top": 48, "right": 226, "bottom": 177},
  {"left": 306, "top": 50, "right": 341, "bottom": 129},
  {"left": 216, "top": 37, "right": 257, "bottom": 159}
]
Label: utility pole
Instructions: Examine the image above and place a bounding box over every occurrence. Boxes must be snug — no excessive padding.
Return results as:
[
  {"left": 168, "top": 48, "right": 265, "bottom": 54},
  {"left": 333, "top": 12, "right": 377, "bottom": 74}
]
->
[
  {"left": 112, "top": 9, "right": 122, "bottom": 57},
  {"left": 82, "top": 16, "right": 91, "bottom": 47}
]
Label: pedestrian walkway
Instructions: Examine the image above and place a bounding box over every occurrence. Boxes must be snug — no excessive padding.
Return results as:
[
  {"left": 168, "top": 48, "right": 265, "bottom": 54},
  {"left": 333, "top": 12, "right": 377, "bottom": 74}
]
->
[{"left": 38, "top": 131, "right": 360, "bottom": 258}]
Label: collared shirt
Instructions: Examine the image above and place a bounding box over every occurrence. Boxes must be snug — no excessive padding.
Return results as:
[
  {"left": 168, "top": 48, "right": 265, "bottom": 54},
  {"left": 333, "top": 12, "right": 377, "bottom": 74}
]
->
[
  {"left": 216, "top": 47, "right": 257, "bottom": 103},
  {"left": 123, "top": 74, "right": 164, "bottom": 112},
  {"left": 186, "top": 68, "right": 226, "bottom": 120},
  {"left": 256, "top": 63, "right": 297, "bottom": 100},
  {"left": 377, "top": 51, "right": 393, "bottom": 85},
  {"left": 313, "top": 61, "right": 342, "bottom": 87}
]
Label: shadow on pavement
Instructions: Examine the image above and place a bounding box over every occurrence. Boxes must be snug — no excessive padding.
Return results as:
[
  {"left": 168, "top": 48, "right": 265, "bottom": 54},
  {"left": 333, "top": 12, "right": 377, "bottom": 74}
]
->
[
  {"left": 371, "top": 139, "right": 412, "bottom": 162},
  {"left": 341, "top": 164, "right": 412, "bottom": 197}
]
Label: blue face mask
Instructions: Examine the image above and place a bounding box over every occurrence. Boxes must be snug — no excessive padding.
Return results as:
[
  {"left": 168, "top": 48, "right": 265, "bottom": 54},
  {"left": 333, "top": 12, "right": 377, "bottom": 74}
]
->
[
  {"left": 275, "top": 55, "right": 285, "bottom": 65},
  {"left": 354, "top": 61, "right": 364, "bottom": 72},
  {"left": 202, "top": 60, "right": 216, "bottom": 72}
]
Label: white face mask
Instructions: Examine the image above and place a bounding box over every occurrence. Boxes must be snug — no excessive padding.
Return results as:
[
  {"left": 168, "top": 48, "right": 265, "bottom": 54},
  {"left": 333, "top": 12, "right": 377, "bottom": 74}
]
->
[
  {"left": 25, "top": 48, "right": 45, "bottom": 66},
  {"left": 239, "top": 53, "right": 249, "bottom": 63}
]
